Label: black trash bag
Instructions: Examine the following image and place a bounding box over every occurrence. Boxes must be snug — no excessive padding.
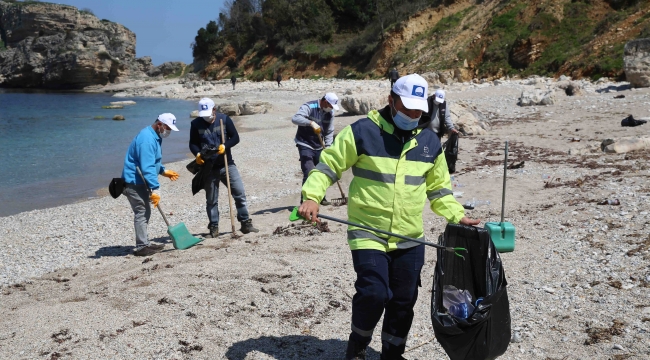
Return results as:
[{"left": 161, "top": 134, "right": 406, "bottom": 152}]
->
[
  {"left": 621, "top": 115, "right": 647, "bottom": 127},
  {"left": 444, "top": 133, "right": 459, "bottom": 174},
  {"left": 108, "top": 178, "right": 125, "bottom": 199},
  {"left": 190, "top": 145, "right": 222, "bottom": 195},
  {"left": 186, "top": 159, "right": 201, "bottom": 175},
  {"left": 431, "top": 224, "right": 511, "bottom": 360}
]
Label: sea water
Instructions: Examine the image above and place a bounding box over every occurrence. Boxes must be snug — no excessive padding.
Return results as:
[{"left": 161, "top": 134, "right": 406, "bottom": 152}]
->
[{"left": 0, "top": 90, "right": 196, "bottom": 217}]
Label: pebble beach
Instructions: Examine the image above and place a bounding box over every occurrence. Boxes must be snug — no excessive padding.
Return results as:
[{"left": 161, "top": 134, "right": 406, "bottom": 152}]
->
[{"left": 1, "top": 77, "right": 650, "bottom": 359}]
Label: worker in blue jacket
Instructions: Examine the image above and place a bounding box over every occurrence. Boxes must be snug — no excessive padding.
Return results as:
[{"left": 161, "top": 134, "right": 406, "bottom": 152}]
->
[
  {"left": 122, "top": 113, "right": 180, "bottom": 256},
  {"left": 190, "top": 98, "right": 259, "bottom": 238}
]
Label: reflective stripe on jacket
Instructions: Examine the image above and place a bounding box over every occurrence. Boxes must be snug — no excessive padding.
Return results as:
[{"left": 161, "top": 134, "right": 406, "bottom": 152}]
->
[{"left": 301, "top": 109, "right": 465, "bottom": 252}]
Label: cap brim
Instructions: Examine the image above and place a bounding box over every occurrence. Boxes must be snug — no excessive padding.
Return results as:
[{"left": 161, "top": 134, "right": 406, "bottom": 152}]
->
[
  {"left": 326, "top": 100, "right": 340, "bottom": 111},
  {"left": 198, "top": 110, "right": 212, "bottom": 117},
  {"left": 435, "top": 98, "right": 444, "bottom": 104},
  {"left": 400, "top": 97, "right": 428, "bottom": 112},
  {"left": 169, "top": 124, "right": 179, "bottom": 131}
]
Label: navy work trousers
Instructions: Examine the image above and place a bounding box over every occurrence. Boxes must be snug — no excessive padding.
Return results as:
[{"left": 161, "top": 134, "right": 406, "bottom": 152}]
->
[
  {"left": 349, "top": 245, "right": 425, "bottom": 357},
  {"left": 297, "top": 145, "right": 322, "bottom": 185}
]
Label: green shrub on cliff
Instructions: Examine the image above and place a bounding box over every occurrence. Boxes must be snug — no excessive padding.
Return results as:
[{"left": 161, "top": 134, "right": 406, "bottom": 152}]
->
[
  {"left": 0, "top": 40, "right": 5, "bottom": 51},
  {"left": 192, "top": 0, "right": 445, "bottom": 76},
  {"left": 79, "top": 8, "right": 94, "bottom": 16}
]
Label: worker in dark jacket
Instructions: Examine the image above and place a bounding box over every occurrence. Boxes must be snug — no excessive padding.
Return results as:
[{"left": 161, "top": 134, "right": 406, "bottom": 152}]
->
[
  {"left": 230, "top": 75, "right": 236, "bottom": 90},
  {"left": 276, "top": 73, "right": 283, "bottom": 87},
  {"left": 189, "top": 98, "right": 258, "bottom": 238},
  {"left": 389, "top": 68, "right": 399, "bottom": 88},
  {"left": 292, "top": 93, "right": 339, "bottom": 205},
  {"left": 422, "top": 89, "right": 458, "bottom": 139}
]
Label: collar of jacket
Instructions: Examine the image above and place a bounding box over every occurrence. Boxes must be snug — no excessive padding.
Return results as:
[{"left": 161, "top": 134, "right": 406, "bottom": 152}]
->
[
  {"left": 147, "top": 125, "right": 162, "bottom": 141},
  {"left": 372, "top": 106, "right": 431, "bottom": 141}
]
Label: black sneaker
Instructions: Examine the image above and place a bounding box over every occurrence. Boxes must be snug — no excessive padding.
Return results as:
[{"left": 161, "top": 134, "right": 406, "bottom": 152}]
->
[
  {"left": 147, "top": 243, "right": 165, "bottom": 251},
  {"left": 345, "top": 340, "right": 367, "bottom": 360},
  {"left": 206, "top": 225, "right": 219, "bottom": 238},
  {"left": 320, "top": 198, "right": 331, "bottom": 206},
  {"left": 133, "top": 246, "right": 161, "bottom": 257},
  {"left": 240, "top": 219, "right": 259, "bottom": 234}
]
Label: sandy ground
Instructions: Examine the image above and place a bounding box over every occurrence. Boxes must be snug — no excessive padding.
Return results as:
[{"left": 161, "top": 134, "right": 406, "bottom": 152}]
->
[{"left": 1, "top": 78, "right": 650, "bottom": 359}]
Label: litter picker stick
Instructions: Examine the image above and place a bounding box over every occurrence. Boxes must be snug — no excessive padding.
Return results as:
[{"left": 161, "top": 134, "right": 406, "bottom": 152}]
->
[
  {"left": 289, "top": 207, "right": 466, "bottom": 258},
  {"left": 501, "top": 141, "right": 508, "bottom": 224},
  {"left": 220, "top": 118, "right": 239, "bottom": 237},
  {"left": 136, "top": 167, "right": 170, "bottom": 226}
]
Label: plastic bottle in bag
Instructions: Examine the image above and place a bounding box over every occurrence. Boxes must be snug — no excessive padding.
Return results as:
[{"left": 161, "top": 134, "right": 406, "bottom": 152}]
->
[
  {"left": 463, "top": 198, "right": 490, "bottom": 208},
  {"left": 442, "top": 285, "right": 475, "bottom": 319}
]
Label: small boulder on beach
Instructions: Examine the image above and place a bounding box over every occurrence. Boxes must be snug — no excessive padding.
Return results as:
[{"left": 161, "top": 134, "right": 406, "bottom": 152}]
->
[
  {"left": 113, "top": 115, "right": 125, "bottom": 121},
  {"left": 102, "top": 105, "right": 124, "bottom": 109}
]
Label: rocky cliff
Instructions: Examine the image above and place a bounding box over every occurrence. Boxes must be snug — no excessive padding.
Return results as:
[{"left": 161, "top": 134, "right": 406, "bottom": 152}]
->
[
  {"left": 201, "top": 0, "right": 650, "bottom": 83},
  {"left": 0, "top": 1, "right": 149, "bottom": 89}
]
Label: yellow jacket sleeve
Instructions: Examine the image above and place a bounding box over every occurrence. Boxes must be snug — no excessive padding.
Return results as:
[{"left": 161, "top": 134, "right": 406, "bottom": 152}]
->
[
  {"left": 302, "top": 125, "right": 358, "bottom": 203},
  {"left": 425, "top": 152, "right": 465, "bottom": 224}
]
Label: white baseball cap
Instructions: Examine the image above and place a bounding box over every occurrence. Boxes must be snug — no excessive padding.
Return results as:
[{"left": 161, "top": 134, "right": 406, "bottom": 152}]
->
[
  {"left": 434, "top": 89, "right": 446, "bottom": 104},
  {"left": 198, "top": 98, "right": 215, "bottom": 117},
  {"left": 323, "top": 93, "right": 340, "bottom": 111},
  {"left": 392, "top": 74, "right": 428, "bottom": 111},
  {"left": 157, "top": 113, "right": 179, "bottom": 131}
]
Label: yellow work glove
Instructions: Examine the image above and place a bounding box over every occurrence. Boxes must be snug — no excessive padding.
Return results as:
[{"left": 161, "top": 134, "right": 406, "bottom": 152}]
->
[
  {"left": 217, "top": 144, "right": 225, "bottom": 155},
  {"left": 162, "top": 170, "right": 179, "bottom": 181},
  {"left": 310, "top": 121, "right": 321, "bottom": 135},
  {"left": 196, "top": 153, "right": 204, "bottom": 165},
  {"left": 150, "top": 192, "right": 160, "bottom": 208}
]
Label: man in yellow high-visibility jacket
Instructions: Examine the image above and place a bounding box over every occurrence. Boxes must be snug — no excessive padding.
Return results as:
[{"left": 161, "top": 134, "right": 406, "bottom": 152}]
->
[{"left": 299, "top": 74, "right": 480, "bottom": 360}]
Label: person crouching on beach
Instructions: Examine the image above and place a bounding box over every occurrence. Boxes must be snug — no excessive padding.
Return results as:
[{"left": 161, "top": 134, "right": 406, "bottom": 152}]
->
[{"left": 121, "top": 113, "right": 180, "bottom": 256}]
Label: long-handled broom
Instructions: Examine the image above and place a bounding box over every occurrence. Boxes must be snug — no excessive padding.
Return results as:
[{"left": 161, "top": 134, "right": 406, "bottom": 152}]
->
[{"left": 220, "top": 118, "right": 241, "bottom": 238}]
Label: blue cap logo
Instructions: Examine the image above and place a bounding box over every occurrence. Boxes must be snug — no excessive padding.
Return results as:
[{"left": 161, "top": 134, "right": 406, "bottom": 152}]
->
[
  {"left": 173, "top": 119, "right": 176, "bottom": 125},
  {"left": 412, "top": 85, "right": 425, "bottom": 97},
  {"left": 201, "top": 104, "right": 209, "bottom": 110}
]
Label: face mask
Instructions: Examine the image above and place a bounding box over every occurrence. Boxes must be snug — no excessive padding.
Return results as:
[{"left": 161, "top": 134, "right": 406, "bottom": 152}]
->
[
  {"left": 391, "top": 100, "right": 420, "bottom": 130},
  {"left": 160, "top": 128, "right": 171, "bottom": 138},
  {"left": 322, "top": 107, "right": 333, "bottom": 113},
  {"left": 203, "top": 115, "right": 214, "bottom": 123}
]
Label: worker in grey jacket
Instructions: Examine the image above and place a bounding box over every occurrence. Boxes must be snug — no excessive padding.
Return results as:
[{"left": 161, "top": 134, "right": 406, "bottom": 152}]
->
[
  {"left": 424, "top": 89, "right": 458, "bottom": 138},
  {"left": 292, "top": 93, "right": 339, "bottom": 205}
]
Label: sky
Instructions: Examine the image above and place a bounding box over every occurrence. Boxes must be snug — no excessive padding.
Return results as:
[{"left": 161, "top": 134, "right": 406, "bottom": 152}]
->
[{"left": 61, "top": 0, "right": 226, "bottom": 65}]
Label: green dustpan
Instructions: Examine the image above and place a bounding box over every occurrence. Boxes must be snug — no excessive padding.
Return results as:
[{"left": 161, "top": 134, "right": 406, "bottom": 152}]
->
[
  {"left": 484, "top": 141, "right": 515, "bottom": 253},
  {"left": 137, "top": 168, "right": 202, "bottom": 250},
  {"left": 164, "top": 218, "right": 202, "bottom": 250}
]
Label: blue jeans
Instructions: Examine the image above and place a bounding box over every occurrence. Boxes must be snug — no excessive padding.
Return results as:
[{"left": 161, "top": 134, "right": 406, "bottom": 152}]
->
[
  {"left": 349, "top": 245, "right": 425, "bottom": 357},
  {"left": 204, "top": 164, "right": 250, "bottom": 228},
  {"left": 298, "top": 145, "right": 322, "bottom": 185}
]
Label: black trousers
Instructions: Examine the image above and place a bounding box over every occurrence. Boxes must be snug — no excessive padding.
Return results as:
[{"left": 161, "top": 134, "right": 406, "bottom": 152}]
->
[{"left": 349, "top": 245, "right": 425, "bottom": 357}]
